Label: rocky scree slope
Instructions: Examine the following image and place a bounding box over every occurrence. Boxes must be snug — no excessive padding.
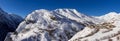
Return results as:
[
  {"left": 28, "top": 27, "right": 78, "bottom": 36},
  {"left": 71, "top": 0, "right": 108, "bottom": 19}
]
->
[
  {"left": 0, "top": 8, "right": 23, "bottom": 41},
  {"left": 5, "top": 9, "right": 100, "bottom": 41}
]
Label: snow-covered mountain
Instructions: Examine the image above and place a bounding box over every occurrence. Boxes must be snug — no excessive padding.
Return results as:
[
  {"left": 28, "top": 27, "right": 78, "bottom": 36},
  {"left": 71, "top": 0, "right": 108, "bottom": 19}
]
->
[
  {"left": 5, "top": 9, "right": 101, "bottom": 41},
  {"left": 4, "top": 9, "right": 120, "bottom": 41},
  {"left": 0, "top": 8, "right": 23, "bottom": 41}
]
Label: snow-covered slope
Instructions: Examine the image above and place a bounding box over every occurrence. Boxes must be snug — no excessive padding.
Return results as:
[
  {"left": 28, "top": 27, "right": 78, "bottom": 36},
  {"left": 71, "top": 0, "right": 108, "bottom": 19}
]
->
[
  {"left": 69, "top": 12, "right": 120, "bottom": 41},
  {"left": 0, "top": 8, "right": 23, "bottom": 41},
  {"left": 97, "top": 12, "right": 120, "bottom": 22},
  {"left": 5, "top": 9, "right": 100, "bottom": 41}
]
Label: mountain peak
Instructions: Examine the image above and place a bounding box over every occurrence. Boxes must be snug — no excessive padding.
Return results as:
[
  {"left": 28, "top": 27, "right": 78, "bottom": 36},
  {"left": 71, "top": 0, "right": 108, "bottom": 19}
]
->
[
  {"left": 105, "top": 12, "right": 120, "bottom": 16},
  {"left": 34, "top": 9, "right": 49, "bottom": 13}
]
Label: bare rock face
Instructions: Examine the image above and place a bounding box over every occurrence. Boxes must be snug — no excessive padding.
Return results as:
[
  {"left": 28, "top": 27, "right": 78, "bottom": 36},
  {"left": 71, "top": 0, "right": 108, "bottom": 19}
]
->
[
  {"left": 0, "top": 8, "right": 23, "bottom": 41},
  {"left": 4, "top": 9, "right": 100, "bottom": 41}
]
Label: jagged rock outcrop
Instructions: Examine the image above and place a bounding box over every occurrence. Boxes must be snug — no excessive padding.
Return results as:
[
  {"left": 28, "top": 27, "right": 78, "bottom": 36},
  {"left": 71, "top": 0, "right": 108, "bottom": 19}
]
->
[
  {"left": 4, "top": 9, "right": 100, "bottom": 41},
  {"left": 0, "top": 8, "right": 23, "bottom": 41}
]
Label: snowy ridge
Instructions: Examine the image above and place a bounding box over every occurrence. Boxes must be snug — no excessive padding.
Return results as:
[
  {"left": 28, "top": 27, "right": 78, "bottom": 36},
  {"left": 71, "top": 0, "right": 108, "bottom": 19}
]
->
[
  {"left": 5, "top": 9, "right": 100, "bottom": 41},
  {"left": 97, "top": 12, "right": 120, "bottom": 22},
  {"left": 53, "top": 9, "right": 101, "bottom": 24}
]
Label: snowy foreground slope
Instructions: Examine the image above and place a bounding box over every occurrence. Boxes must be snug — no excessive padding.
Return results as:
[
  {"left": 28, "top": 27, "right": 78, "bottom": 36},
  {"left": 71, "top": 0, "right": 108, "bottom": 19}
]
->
[
  {"left": 0, "top": 8, "right": 23, "bottom": 41},
  {"left": 69, "top": 12, "right": 120, "bottom": 41},
  {"left": 5, "top": 9, "right": 100, "bottom": 41},
  {"left": 5, "top": 9, "right": 120, "bottom": 41}
]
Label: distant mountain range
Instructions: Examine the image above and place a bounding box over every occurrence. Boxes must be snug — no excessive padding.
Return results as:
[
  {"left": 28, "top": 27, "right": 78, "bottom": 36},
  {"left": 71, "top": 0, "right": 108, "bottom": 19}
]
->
[
  {"left": 0, "top": 8, "right": 120, "bottom": 41},
  {"left": 0, "top": 8, "right": 23, "bottom": 41}
]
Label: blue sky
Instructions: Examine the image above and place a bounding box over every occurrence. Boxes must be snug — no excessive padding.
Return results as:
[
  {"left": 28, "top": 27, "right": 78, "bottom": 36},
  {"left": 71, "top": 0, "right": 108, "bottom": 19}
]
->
[{"left": 0, "top": 0, "right": 120, "bottom": 17}]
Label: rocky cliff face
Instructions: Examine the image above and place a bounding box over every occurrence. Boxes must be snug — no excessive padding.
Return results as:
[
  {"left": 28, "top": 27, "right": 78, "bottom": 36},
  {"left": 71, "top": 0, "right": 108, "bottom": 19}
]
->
[{"left": 0, "top": 8, "right": 23, "bottom": 41}]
